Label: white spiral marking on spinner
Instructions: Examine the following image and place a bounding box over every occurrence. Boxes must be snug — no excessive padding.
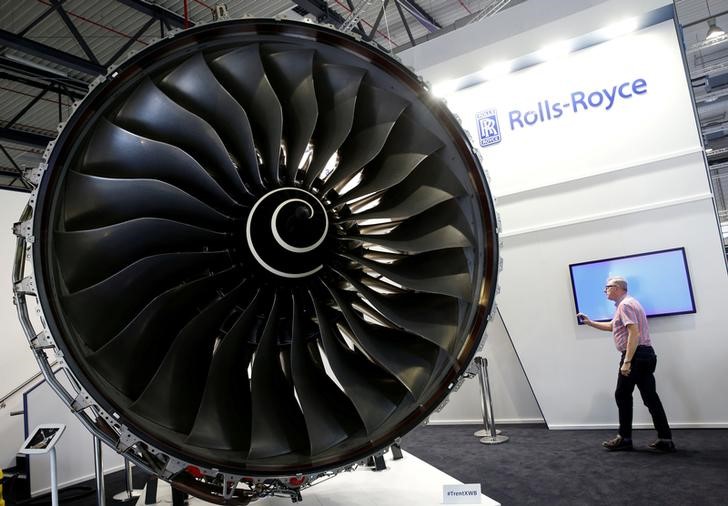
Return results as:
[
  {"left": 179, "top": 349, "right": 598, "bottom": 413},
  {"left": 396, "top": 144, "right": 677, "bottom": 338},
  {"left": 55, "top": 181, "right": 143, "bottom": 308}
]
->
[
  {"left": 246, "top": 187, "right": 328, "bottom": 278},
  {"left": 271, "top": 198, "right": 328, "bottom": 253}
]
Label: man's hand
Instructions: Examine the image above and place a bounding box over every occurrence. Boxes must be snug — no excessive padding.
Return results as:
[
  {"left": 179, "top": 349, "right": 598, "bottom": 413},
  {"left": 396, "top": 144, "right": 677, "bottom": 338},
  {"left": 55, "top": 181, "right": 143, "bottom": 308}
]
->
[
  {"left": 620, "top": 361, "right": 631, "bottom": 376},
  {"left": 577, "top": 314, "right": 613, "bottom": 332}
]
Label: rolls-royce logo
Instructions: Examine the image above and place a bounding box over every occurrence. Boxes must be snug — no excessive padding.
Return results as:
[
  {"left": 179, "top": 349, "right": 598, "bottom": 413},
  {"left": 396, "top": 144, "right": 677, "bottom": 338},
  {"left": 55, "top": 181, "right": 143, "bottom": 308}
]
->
[{"left": 476, "top": 109, "right": 501, "bottom": 147}]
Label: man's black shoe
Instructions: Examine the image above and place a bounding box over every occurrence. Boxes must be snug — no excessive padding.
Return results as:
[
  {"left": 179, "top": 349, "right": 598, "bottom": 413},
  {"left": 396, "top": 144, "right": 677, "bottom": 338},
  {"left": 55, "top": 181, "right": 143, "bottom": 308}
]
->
[
  {"left": 649, "top": 440, "right": 676, "bottom": 453},
  {"left": 602, "top": 435, "right": 633, "bottom": 451}
]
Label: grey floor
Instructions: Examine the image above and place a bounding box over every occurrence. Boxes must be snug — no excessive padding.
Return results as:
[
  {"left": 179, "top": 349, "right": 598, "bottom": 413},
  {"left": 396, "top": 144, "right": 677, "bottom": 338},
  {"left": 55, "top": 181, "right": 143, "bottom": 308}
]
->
[
  {"left": 402, "top": 424, "right": 728, "bottom": 506},
  {"left": 6, "top": 425, "right": 728, "bottom": 505}
]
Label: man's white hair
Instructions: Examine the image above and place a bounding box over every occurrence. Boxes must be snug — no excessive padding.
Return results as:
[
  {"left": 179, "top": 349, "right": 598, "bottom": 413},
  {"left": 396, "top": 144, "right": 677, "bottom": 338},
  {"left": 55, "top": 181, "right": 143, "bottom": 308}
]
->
[{"left": 607, "top": 276, "right": 628, "bottom": 291}]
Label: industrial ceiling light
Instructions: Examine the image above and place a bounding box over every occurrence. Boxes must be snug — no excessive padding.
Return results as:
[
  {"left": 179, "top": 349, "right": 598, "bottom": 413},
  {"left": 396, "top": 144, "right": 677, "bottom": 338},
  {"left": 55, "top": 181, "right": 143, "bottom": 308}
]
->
[
  {"left": 536, "top": 40, "right": 571, "bottom": 61},
  {"left": 705, "top": 0, "right": 725, "bottom": 40},
  {"left": 706, "top": 17, "right": 725, "bottom": 39},
  {"left": 601, "top": 17, "right": 638, "bottom": 39},
  {"left": 12, "top": 18, "right": 500, "bottom": 505},
  {"left": 480, "top": 61, "right": 512, "bottom": 80},
  {"left": 432, "top": 78, "right": 459, "bottom": 97}
]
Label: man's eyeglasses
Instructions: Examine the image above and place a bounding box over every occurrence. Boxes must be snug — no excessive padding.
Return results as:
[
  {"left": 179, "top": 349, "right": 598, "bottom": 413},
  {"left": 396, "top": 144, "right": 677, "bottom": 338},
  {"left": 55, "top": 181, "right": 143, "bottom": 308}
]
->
[{"left": 604, "top": 284, "right": 616, "bottom": 290}]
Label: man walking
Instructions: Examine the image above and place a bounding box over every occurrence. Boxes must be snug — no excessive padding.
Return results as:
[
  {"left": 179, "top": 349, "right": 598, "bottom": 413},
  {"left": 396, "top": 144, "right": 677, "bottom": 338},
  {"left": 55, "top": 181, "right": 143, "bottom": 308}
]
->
[{"left": 577, "top": 276, "right": 675, "bottom": 452}]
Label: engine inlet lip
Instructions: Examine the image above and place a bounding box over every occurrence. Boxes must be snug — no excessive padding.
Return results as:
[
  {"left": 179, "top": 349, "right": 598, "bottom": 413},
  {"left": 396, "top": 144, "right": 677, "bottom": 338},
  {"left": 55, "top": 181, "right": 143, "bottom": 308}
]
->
[{"left": 29, "top": 18, "right": 499, "bottom": 478}]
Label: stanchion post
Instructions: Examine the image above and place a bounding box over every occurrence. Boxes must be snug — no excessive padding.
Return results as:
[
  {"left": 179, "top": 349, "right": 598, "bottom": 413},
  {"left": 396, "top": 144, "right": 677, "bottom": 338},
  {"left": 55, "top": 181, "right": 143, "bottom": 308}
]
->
[
  {"left": 475, "top": 357, "right": 509, "bottom": 444},
  {"left": 126, "top": 459, "right": 133, "bottom": 497},
  {"left": 93, "top": 435, "right": 106, "bottom": 506},
  {"left": 113, "top": 458, "right": 141, "bottom": 502},
  {"left": 49, "top": 447, "right": 58, "bottom": 506},
  {"left": 474, "top": 357, "right": 501, "bottom": 438},
  {"left": 474, "top": 360, "right": 491, "bottom": 438}
]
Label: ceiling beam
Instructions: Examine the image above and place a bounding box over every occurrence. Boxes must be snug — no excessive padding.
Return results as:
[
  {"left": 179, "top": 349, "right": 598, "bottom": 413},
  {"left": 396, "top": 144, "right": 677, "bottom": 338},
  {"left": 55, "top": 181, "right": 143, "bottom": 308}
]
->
[
  {"left": 18, "top": 1, "right": 63, "bottom": 37},
  {"left": 368, "top": 0, "right": 390, "bottom": 41},
  {"left": 0, "top": 168, "right": 23, "bottom": 178},
  {"left": 0, "top": 71, "right": 86, "bottom": 101},
  {"left": 344, "top": 0, "right": 367, "bottom": 35},
  {"left": 0, "top": 144, "right": 22, "bottom": 173},
  {"left": 115, "top": 0, "right": 192, "bottom": 29},
  {"left": 0, "top": 127, "right": 53, "bottom": 148},
  {"left": 291, "top": 0, "right": 347, "bottom": 26},
  {"left": 5, "top": 88, "right": 50, "bottom": 130},
  {"left": 53, "top": 0, "right": 100, "bottom": 65},
  {"left": 394, "top": 6, "right": 506, "bottom": 52},
  {"left": 0, "top": 144, "right": 34, "bottom": 192},
  {"left": 0, "top": 173, "right": 33, "bottom": 192},
  {"left": 681, "top": 8, "right": 728, "bottom": 28},
  {"left": 396, "top": 0, "right": 441, "bottom": 32},
  {"left": 0, "top": 28, "right": 105, "bottom": 76},
  {"left": 0, "top": 56, "right": 89, "bottom": 93},
  {"left": 394, "top": 1, "right": 416, "bottom": 46},
  {"left": 292, "top": 0, "right": 370, "bottom": 39},
  {"left": 105, "top": 17, "right": 156, "bottom": 66}
]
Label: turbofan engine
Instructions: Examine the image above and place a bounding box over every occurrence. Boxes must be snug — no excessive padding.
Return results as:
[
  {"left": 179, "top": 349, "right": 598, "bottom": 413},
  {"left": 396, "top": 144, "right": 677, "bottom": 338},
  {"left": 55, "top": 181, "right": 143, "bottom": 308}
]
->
[{"left": 13, "top": 18, "right": 499, "bottom": 504}]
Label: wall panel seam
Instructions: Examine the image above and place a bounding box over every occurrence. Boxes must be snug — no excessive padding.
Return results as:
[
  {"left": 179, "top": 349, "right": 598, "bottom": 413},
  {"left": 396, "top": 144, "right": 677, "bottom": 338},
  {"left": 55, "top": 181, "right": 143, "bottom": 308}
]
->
[{"left": 501, "top": 192, "right": 713, "bottom": 238}]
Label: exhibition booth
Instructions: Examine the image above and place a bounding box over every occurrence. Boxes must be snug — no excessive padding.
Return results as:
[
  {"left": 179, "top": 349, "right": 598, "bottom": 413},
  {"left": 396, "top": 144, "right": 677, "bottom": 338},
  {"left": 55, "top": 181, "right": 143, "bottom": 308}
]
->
[
  {"left": 403, "top": 0, "right": 728, "bottom": 431},
  {"left": 1, "top": 0, "right": 727, "bottom": 504}
]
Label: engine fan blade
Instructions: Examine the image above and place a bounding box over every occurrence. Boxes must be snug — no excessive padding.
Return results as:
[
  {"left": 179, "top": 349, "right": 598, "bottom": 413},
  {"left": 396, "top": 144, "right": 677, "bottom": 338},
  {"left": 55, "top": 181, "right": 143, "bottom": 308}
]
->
[
  {"left": 334, "top": 114, "right": 443, "bottom": 202},
  {"left": 209, "top": 44, "right": 283, "bottom": 186},
  {"left": 248, "top": 293, "right": 310, "bottom": 458},
  {"left": 325, "top": 286, "right": 441, "bottom": 400},
  {"left": 348, "top": 200, "right": 474, "bottom": 253},
  {"left": 343, "top": 154, "right": 466, "bottom": 221},
  {"left": 310, "top": 287, "right": 407, "bottom": 435},
  {"left": 113, "top": 77, "right": 252, "bottom": 200},
  {"left": 185, "top": 289, "right": 264, "bottom": 450},
  {"left": 341, "top": 248, "right": 473, "bottom": 300},
  {"left": 319, "top": 85, "right": 409, "bottom": 194},
  {"left": 129, "top": 279, "right": 249, "bottom": 433},
  {"left": 290, "top": 291, "right": 366, "bottom": 454},
  {"left": 62, "top": 171, "right": 234, "bottom": 232},
  {"left": 157, "top": 52, "right": 264, "bottom": 190},
  {"left": 55, "top": 218, "right": 229, "bottom": 293},
  {"left": 333, "top": 269, "right": 462, "bottom": 352},
  {"left": 62, "top": 251, "right": 233, "bottom": 349},
  {"left": 81, "top": 119, "right": 242, "bottom": 212},
  {"left": 261, "top": 48, "right": 318, "bottom": 183},
  {"left": 303, "top": 63, "right": 366, "bottom": 187},
  {"left": 87, "top": 268, "right": 242, "bottom": 398}
]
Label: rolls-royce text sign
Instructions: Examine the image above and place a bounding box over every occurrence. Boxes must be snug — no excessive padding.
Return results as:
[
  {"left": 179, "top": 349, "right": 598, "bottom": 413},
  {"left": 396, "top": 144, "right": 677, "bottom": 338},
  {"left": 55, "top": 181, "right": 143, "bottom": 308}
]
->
[
  {"left": 448, "top": 20, "right": 700, "bottom": 197},
  {"left": 477, "top": 78, "right": 648, "bottom": 147},
  {"left": 507, "top": 78, "right": 647, "bottom": 130},
  {"left": 443, "top": 483, "right": 482, "bottom": 504}
]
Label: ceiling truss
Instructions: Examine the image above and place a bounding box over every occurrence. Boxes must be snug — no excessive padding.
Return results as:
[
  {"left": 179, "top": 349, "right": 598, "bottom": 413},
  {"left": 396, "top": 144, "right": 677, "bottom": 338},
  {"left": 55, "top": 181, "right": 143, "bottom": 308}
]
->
[
  {"left": 0, "top": 0, "right": 201, "bottom": 191},
  {"left": 4, "top": 0, "right": 725, "bottom": 203}
]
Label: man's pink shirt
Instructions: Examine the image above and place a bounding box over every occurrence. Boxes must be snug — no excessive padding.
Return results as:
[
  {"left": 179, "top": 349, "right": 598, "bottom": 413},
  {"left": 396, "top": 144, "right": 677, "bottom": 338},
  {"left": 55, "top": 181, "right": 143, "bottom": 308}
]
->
[{"left": 612, "top": 295, "right": 651, "bottom": 352}]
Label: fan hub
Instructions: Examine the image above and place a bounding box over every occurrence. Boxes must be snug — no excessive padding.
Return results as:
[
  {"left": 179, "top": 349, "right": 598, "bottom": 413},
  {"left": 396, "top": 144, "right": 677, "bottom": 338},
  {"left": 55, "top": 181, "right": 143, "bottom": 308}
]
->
[{"left": 246, "top": 187, "right": 329, "bottom": 278}]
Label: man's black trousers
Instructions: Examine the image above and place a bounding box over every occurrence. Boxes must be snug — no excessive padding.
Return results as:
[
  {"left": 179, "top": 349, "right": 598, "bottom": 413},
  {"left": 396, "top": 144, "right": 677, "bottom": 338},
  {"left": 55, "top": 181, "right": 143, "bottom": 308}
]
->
[{"left": 616, "top": 345, "right": 672, "bottom": 440}]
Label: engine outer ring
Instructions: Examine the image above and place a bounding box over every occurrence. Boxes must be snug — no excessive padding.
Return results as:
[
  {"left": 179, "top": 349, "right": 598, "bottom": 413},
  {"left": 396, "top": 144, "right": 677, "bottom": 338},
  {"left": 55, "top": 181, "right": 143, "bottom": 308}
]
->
[{"left": 27, "top": 18, "right": 499, "bottom": 482}]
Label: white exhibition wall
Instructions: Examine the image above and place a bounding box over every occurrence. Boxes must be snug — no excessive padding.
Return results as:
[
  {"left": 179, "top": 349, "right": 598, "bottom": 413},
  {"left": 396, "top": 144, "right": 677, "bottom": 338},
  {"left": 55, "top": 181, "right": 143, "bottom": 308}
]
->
[
  {"left": 403, "top": 0, "right": 728, "bottom": 428},
  {"left": 0, "top": 190, "right": 40, "bottom": 469},
  {"left": 0, "top": 193, "right": 126, "bottom": 492},
  {"left": 428, "top": 312, "right": 543, "bottom": 425}
]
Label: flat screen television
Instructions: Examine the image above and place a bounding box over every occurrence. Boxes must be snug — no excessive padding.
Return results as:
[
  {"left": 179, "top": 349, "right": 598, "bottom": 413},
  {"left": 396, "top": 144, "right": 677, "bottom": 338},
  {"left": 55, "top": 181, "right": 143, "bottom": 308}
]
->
[{"left": 569, "top": 247, "right": 696, "bottom": 323}]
